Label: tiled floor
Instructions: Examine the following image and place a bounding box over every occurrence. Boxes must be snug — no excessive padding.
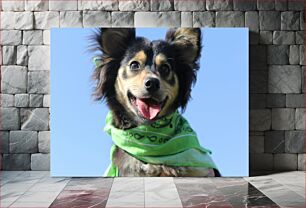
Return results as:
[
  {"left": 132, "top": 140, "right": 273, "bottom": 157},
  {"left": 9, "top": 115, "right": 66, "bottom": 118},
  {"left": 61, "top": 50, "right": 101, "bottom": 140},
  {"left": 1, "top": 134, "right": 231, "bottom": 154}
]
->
[{"left": 1, "top": 171, "right": 305, "bottom": 208}]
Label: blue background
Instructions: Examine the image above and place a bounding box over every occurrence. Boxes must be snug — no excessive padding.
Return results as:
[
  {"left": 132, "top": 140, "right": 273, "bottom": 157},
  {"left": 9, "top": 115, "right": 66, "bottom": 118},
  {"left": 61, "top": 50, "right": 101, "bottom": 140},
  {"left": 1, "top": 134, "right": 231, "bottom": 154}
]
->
[{"left": 51, "top": 28, "right": 249, "bottom": 177}]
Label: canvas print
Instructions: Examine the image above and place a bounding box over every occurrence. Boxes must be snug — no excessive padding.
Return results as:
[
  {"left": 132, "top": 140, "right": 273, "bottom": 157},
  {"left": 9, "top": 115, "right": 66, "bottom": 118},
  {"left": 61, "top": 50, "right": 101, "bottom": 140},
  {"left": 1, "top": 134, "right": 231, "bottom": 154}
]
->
[{"left": 51, "top": 28, "right": 248, "bottom": 177}]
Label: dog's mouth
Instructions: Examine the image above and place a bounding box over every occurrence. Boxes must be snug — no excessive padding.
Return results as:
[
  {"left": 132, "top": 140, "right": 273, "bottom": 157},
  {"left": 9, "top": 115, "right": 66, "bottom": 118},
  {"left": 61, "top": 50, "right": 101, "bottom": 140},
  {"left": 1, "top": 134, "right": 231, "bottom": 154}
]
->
[{"left": 128, "top": 91, "right": 168, "bottom": 120}]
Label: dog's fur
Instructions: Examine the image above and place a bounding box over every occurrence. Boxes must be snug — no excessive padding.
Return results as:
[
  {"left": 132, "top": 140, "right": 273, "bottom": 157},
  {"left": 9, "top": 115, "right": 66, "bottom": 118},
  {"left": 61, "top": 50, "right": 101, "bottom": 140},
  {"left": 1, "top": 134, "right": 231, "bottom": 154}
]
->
[{"left": 91, "top": 28, "right": 218, "bottom": 177}]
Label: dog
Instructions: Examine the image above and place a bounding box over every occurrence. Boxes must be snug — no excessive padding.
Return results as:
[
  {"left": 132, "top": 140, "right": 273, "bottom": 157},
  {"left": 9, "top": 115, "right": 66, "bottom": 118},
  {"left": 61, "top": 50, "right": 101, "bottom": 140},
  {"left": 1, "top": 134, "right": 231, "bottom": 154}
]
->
[{"left": 91, "top": 28, "right": 220, "bottom": 177}]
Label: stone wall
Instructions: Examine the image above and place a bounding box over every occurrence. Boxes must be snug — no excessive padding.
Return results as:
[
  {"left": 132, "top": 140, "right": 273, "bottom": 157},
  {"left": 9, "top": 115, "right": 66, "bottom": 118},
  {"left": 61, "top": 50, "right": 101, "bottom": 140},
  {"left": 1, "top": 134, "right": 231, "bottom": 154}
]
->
[{"left": 0, "top": 0, "right": 304, "bottom": 175}]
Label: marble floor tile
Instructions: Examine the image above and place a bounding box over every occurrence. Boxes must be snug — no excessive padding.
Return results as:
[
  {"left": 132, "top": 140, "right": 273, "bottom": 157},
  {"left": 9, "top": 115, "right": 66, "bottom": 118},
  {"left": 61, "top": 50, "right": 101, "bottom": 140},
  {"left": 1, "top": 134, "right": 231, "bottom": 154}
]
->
[
  {"left": 65, "top": 178, "right": 113, "bottom": 191},
  {"left": 145, "top": 178, "right": 182, "bottom": 207},
  {"left": 246, "top": 176, "right": 305, "bottom": 207},
  {"left": 28, "top": 179, "right": 70, "bottom": 192},
  {"left": 145, "top": 189, "right": 182, "bottom": 208},
  {"left": 0, "top": 171, "right": 24, "bottom": 186},
  {"left": 111, "top": 177, "right": 144, "bottom": 192},
  {"left": 212, "top": 178, "right": 280, "bottom": 207},
  {"left": 50, "top": 190, "right": 110, "bottom": 208},
  {"left": 0, "top": 195, "right": 21, "bottom": 208},
  {"left": 9, "top": 191, "right": 60, "bottom": 205},
  {"left": 1, "top": 182, "right": 36, "bottom": 194},
  {"left": 106, "top": 191, "right": 144, "bottom": 208},
  {"left": 175, "top": 177, "right": 233, "bottom": 208},
  {"left": 145, "top": 177, "right": 176, "bottom": 192},
  {"left": 267, "top": 172, "right": 305, "bottom": 198},
  {"left": 9, "top": 201, "right": 52, "bottom": 208}
]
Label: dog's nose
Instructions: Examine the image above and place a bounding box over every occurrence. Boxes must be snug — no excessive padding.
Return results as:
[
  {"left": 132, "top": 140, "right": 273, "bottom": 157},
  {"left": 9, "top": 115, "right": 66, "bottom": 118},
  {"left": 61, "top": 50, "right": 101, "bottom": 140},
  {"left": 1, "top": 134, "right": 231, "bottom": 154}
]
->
[{"left": 144, "top": 78, "right": 160, "bottom": 92}]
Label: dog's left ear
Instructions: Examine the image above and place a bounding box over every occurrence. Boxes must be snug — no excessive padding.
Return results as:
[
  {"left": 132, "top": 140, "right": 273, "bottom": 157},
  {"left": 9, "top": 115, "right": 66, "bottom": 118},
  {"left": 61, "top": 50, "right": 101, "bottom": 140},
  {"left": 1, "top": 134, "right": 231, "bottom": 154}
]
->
[{"left": 165, "top": 28, "right": 201, "bottom": 65}]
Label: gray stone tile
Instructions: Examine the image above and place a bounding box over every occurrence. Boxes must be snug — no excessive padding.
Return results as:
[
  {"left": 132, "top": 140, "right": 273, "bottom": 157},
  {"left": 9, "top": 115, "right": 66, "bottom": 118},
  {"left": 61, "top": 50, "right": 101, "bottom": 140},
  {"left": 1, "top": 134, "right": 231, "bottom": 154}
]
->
[
  {"left": 259, "top": 11, "right": 281, "bottom": 30},
  {"left": 216, "top": 11, "right": 244, "bottom": 27},
  {"left": 266, "top": 94, "right": 286, "bottom": 108},
  {"left": 83, "top": 11, "right": 111, "bottom": 27},
  {"left": 174, "top": 0, "right": 205, "bottom": 11},
  {"left": 249, "top": 136, "right": 264, "bottom": 153},
  {"left": 233, "top": 0, "right": 256, "bottom": 10},
  {"left": 272, "top": 108, "right": 295, "bottom": 130},
  {"left": 151, "top": 0, "right": 173, "bottom": 11},
  {"left": 78, "top": 0, "right": 118, "bottom": 10},
  {"left": 298, "top": 154, "right": 305, "bottom": 171},
  {"left": 206, "top": 0, "right": 233, "bottom": 10},
  {"left": 60, "top": 11, "right": 82, "bottom": 27},
  {"left": 264, "top": 131, "right": 285, "bottom": 153},
  {"left": 21, "top": 108, "right": 49, "bottom": 131},
  {"left": 269, "top": 65, "right": 301, "bottom": 93},
  {"left": 250, "top": 153, "right": 273, "bottom": 170},
  {"left": 1, "top": 66, "right": 27, "bottom": 94},
  {"left": 111, "top": 12, "right": 134, "bottom": 27},
  {"left": 281, "top": 11, "right": 300, "bottom": 30},
  {"left": 10, "top": 131, "right": 38, "bottom": 153},
  {"left": 250, "top": 71, "right": 268, "bottom": 93},
  {"left": 250, "top": 94, "right": 266, "bottom": 109},
  {"left": 250, "top": 109, "right": 271, "bottom": 131},
  {"left": 285, "top": 130, "right": 304, "bottom": 153},
  {"left": 257, "top": 0, "right": 274, "bottom": 10},
  {"left": 275, "top": 0, "right": 287, "bottom": 11},
  {"left": 193, "top": 12, "right": 215, "bottom": 27},
  {"left": 295, "top": 108, "right": 305, "bottom": 130},
  {"left": 274, "top": 153, "right": 298, "bottom": 170},
  {"left": 135, "top": 12, "right": 180, "bottom": 27},
  {"left": 0, "top": 131, "right": 9, "bottom": 154},
  {"left": 267, "top": 45, "right": 289, "bottom": 64},
  {"left": 3, "top": 154, "right": 31, "bottom": 170}
]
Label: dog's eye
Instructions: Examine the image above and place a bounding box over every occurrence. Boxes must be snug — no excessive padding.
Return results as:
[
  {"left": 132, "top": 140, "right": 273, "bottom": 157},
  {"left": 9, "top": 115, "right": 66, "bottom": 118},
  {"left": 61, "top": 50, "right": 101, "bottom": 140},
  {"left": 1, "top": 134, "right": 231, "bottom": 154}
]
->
[
  {"left": 160, "top": 64, "right": 171, "bottom": 76},
  {"left": 130, "top": 61, "right": 141, "bottom": 71}
]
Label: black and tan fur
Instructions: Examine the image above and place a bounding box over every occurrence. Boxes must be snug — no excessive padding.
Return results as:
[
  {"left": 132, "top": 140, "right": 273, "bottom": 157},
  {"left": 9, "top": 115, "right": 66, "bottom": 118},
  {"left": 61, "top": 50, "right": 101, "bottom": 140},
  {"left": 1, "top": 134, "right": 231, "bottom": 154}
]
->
[{"left": 91, "top": 28, "right": 218, "bottom": 177}]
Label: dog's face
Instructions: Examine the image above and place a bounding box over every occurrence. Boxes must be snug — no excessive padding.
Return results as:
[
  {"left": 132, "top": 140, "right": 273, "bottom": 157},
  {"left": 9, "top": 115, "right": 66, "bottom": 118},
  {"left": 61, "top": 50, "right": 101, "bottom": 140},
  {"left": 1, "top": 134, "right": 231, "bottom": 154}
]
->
[{"left": 92, "top": 28, "right": 201, "bottom": 127}]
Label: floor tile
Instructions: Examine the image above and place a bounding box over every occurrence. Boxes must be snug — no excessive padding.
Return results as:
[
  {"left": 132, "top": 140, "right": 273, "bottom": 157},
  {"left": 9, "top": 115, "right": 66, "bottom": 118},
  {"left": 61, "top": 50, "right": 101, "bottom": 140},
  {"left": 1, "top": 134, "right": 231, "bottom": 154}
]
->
[
  {"left": 246, "top": 176, "right": 305, "bottom": 207},
  {"left": 0, "top": 171, "right": 24, "bottom": 186},
  {"left": 50, "top": 190, "right": 109, "bottom": 208},
  {"left": 65, "top": 177, "right": 113, "bottom": 191},
  {"left": 0, "top": 195, "right": 20, "bottom": 208},
  {"left": 106, "top": 192, "right": 144, "bottom": 208},
  {"left": 145, "top": 189, "right": 182, "bottom": 208},
  {"left": 28, "top": 179, "right": 70, "bottom": 192},
  {"left": 175, "top": 177, "right": 232, "bottom": 208},
  {"left": 12, "top": 191, "right": 61, "bottom": 203},
  {"left": 145, "top": 177, "right": 176, "bottom": 192},
  {"left": 9, "top": 201, "right": 53, "bottom": 208},
  {"left": 1, "top": 182, "right": 36, "bottom": 194},
  {"left": 268, "top": 171, "right": 305, "bottom": 198},
  {"left": 111, "top": 177, "right": 144, "bottom": 192}
]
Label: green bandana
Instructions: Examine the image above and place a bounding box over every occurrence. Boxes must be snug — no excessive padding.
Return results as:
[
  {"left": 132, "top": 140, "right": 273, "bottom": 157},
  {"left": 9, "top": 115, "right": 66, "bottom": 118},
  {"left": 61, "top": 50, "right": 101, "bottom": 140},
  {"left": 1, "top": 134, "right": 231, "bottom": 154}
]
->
[{"left": 103, "top": 111, "right": 218, "bottom": 176}]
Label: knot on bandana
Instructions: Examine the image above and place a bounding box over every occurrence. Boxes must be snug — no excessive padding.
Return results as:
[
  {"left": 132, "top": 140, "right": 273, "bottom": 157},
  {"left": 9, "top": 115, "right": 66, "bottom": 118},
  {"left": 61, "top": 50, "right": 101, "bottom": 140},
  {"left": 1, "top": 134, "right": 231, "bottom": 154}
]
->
[{"left": 103, "top": 111, "right": 218, "bottom": 176}]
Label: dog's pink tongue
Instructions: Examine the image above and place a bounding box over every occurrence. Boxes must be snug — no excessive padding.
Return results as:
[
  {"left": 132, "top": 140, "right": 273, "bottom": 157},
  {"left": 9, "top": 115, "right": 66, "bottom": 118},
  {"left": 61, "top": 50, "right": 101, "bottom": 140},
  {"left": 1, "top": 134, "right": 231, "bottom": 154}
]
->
[{"left": 136, "top": 99, "right": 161, "bottom": 120}]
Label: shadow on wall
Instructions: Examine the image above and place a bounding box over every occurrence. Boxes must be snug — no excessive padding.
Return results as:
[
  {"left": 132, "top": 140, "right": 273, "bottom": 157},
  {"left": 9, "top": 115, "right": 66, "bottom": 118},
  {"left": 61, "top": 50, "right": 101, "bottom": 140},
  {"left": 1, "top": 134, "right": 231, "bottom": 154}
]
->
[{"left": 249, "top": 30, "right": 304, "bottom": 176}]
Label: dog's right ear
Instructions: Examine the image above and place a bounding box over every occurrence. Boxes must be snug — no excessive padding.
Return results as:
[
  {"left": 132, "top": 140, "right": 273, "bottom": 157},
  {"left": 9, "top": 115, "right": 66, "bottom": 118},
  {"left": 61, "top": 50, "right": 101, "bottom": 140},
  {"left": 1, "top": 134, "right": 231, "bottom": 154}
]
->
[
  {"left": 98, "top": 28, "right": 136, "bottom": 58},
  {"left": 91, "top": 29, "right": 135, "bottom": 102}
]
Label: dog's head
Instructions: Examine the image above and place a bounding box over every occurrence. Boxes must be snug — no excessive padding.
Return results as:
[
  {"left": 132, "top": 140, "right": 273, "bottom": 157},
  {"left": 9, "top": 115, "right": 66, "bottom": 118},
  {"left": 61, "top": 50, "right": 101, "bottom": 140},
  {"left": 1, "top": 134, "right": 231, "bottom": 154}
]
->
[{"left": 91, "top": 28, "right": 201, "bottom": 128}]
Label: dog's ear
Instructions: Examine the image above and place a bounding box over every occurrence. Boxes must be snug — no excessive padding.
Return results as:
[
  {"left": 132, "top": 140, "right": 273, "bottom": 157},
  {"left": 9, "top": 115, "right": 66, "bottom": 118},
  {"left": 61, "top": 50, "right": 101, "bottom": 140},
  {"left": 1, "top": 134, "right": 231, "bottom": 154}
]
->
[
  {"left": 165, "top": 28, "right": 202, "bottom": 111},
  {"left": 165, "top": 28, "right": 201, "bottom": 64},
  {"left": 91, "top": 29, "right": 135, "bottom": 101},
  {"left": 99, "top": 28, "right": 136, "bottom": 58}
]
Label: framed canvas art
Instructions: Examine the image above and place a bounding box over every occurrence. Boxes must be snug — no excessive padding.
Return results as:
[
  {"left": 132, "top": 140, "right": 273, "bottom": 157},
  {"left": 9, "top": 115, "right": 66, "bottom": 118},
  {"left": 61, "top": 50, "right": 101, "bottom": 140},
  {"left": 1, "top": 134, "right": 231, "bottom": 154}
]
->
[{"left": 51, "top": 28, "right": 248, "bottom": 177}]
